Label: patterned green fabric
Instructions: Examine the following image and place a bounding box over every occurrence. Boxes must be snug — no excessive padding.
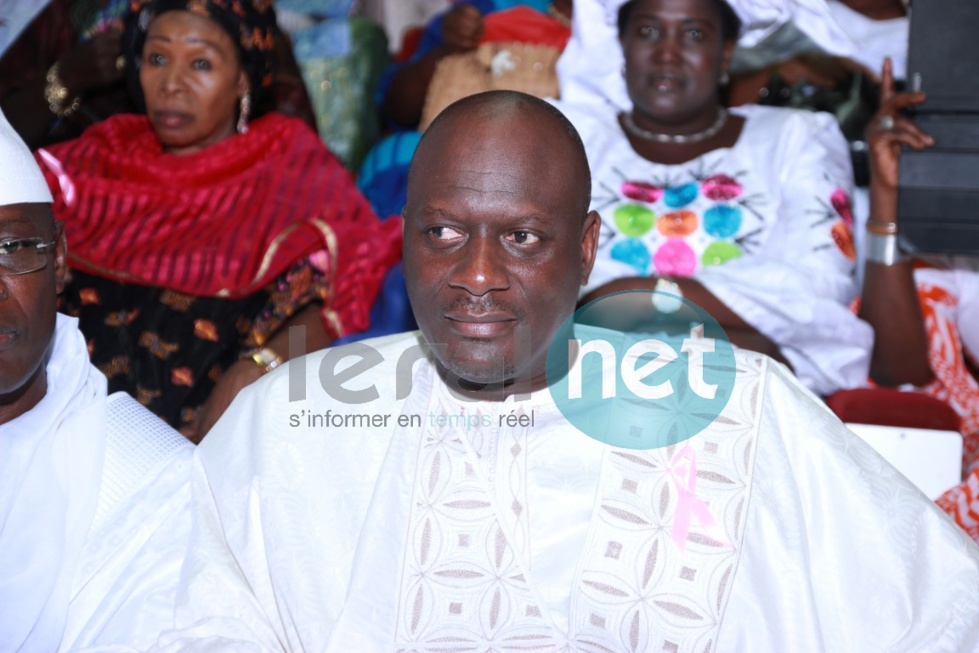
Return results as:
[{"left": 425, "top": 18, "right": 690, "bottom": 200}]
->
[{"left": 297, "top": 17, "right": 390, "bottom": 172}]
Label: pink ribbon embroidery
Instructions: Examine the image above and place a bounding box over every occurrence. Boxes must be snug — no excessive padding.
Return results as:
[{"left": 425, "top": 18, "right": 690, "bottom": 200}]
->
[{"left": 670, "top": 444, "right": 732, "bottom": 554}]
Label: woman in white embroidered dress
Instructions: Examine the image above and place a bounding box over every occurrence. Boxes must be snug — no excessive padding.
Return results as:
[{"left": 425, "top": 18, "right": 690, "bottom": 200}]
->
[{"left": 554, "top": 0, "right": 873, "bottom": 396}]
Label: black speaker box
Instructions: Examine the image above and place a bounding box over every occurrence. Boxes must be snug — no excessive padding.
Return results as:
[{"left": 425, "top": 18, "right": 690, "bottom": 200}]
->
[{"left": 897, "top": 0, "right": 979, "bottom": 256}]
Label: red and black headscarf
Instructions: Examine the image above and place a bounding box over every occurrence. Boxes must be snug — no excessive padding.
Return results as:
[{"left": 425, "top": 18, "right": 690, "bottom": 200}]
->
[{"left": 122, "top": 0, "right": 278, "bottom": 116}]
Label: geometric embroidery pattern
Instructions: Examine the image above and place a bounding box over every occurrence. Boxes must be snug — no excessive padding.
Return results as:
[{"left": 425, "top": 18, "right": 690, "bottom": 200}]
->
[{"left": 395, "top": 355, "right": 766, "bottom": 652}]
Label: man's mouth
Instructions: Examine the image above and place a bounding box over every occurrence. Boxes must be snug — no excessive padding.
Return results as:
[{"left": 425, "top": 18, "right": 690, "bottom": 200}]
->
[
  {"left": 443, "top": 311, "right": 516, "bottom": 339},
  {"left": 0, "top": 328, "right": 18, "bottom": 350}
]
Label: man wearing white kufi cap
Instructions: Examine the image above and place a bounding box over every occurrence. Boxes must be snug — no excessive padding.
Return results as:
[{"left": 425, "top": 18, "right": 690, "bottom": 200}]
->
[{"left": 0, "top": 108, "right": 191, "bottom": 651}]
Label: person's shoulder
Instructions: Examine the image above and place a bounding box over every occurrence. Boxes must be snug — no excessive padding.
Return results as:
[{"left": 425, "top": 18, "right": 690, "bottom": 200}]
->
[
  {"left": 100, "top": 392, "right": 193, "bottom": 515},
  {"left": 253, "top": 330, "right": 428, "bottom": 407},
  {"left": 311, "top": 330, "right": 427, "bottom": 372},
  {"left": 250, "top": 111, "right": 321, "bottom": 148},
  {"left": 732, "top": 104, "right": 848, "bottom": 169},
  {"left": 548, "top": 98, "right": 620, "bottom": 138},
  {"left": 253, "top": 111, "right": 313, "bottom": 134},
  {"left": 37, "top": 114, "right": 151, "bottom": 160},
  {"left": 353, "top": 329, "right": 428, "bottom": 358},
  {"left": 721, "top": 347, "right": 833, "bottom": 428},
  {"left": 253, "top": 111, "right": 353, "bottom": 175},
  {"left": 733, "top": 104, "right": 840, "bottom": 137}
]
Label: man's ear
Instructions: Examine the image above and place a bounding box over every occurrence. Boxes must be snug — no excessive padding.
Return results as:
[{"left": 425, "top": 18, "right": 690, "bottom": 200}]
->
[
  {"left": 579, "top": 210, "right": 601, "bottom": 286},
  {"left": 53, "top": 220, "right": 67, "bottom": 295}
]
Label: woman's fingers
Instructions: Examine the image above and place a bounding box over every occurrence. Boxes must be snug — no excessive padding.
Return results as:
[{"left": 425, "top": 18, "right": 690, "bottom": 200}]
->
[
  {"left": 887, "top": 91, "right": 927, "bottom": 111},
  {"left": 890, "top": 119, "right": 935, "bottom": 149},
  {"left": 879, "top": 57, "right": 894, "bottom": 104}
]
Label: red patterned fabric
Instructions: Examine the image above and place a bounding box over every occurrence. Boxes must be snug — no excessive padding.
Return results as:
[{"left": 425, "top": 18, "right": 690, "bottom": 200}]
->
[
  {"left": 480, "top": 6, "right": 571, "bottom": 50},
  {"left": 916, "top": 282, "right": 979, "bottom": 471},
  {"left": 938, "top": 469, "right": 979, "bottom": 545},
  {"left": 37, "top": 112, "right": 401, "bottom": 336}
]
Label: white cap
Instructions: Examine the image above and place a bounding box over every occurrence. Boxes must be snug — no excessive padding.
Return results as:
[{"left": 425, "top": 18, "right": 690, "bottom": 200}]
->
[{"left": 0, "top": 108, "right": 53, "bottom": 206}]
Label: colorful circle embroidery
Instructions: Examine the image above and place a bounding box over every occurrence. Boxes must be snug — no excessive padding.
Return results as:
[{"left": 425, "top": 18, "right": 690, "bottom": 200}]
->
[
  {"left": 701, "top": 241, "right": 742, "bottom": 266},
  {"left": 611, "top": 238, "right": 651, "bottom": 274},
  {"left": 831, "top": 188, "right": 854, "bottom": 227},
  {"left": 614, "top": 204, "right": 655, "bottom": 238},
  {"left": 701, "top": 174, "right": 743, "bottom": 201},
  {"left": 704, "top": 205, "right": 742, "bottom": 239},
  {"left": 621, "top": 180, "right": 664, "bottom": 203},
  {"left": 831, "top": 221, "right": 856, "bottom": 261},
  {"left": 653, "top": 239, "right": 697, "bottom": 276},
  {"left": 657, "top": 210, "right": 698, "bottom": 238},
  {"left": 663, "top": 182, "right": 699, "bottom": 208}
]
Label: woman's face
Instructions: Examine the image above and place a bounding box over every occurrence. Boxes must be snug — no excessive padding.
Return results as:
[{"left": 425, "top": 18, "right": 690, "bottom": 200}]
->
[
  {"left": 619, "top": 0, "right": 733, "bottom": 124},
  {"left": 140, "top": 10, "right": 248, "bottom": 156}
]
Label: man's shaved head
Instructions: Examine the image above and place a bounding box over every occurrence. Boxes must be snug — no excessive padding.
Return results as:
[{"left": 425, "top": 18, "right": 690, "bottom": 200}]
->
[
  {"left": 408, "top": 91, "right": 593, "bottom": 220},
  {"left": 402, "top": 90, "right": 600, "bottom": 396}
]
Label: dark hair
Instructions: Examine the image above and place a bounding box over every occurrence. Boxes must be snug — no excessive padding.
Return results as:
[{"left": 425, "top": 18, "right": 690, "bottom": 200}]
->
[
  {"left": 409, "top": 91, "right": 593, "bottom": 220},
  {"left": 122, "top": 0, "right": 278, "bottom": 118},
  {"left": 617, "top": 0, "right": 742, "bottom": 42}
]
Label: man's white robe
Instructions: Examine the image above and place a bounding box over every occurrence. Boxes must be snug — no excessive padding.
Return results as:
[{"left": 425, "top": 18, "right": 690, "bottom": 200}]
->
[
  {"left": 159, "top": 331, "right": 979, "bottom": 652},
  {"left": 0, "top": 315, "right": 193, "bottom": 652}
]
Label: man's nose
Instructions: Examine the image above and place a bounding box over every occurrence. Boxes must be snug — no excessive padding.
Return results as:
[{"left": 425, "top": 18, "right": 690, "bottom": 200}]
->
[{"left": 448, "top": 236, "right": 509, "bottom": 296}]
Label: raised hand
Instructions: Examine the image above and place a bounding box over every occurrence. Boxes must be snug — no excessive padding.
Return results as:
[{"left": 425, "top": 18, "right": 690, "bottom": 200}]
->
[
  {"left": 440, "top": 3, "right": 484, "bottom": 55},
  {"left": 866, "top": 57, "right": 933, "bottom": 195}
]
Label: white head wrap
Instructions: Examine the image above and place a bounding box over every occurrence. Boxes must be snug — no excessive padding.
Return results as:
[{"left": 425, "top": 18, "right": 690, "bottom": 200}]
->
[
  {"left": 0, "top": 1, "right": 54, "bottom": 59},
  {"left": 557, "top": 0, "right": 905, "bottom": 111},
  {"left": 0, "top": 108, "right": 53, "bottom": 206}
]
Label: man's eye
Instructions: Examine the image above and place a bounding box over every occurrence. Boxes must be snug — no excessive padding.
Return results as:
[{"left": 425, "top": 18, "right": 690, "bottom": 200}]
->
[
  {"left": 639, "top": 25, "right": 660, "bottom": 38},
  {"left": 0, "top": 239, "right": 25, "bottom": 255},
  {"left": 192, "top": 59, "right": 212, "bottom": 71},
  {"left": 428, "top": 226, "right": 464, "bottom": 241},
  {"left": 508, "top": 231, "right": 540, "bottom": 245},
  {"left": 686, "top": 28, "right": 704, "bottom": 41}
]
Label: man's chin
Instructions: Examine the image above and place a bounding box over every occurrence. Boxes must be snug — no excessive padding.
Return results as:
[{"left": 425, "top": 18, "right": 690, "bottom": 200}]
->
[{"left": 437, "top": 357, "right": 513, "bottom": 389}]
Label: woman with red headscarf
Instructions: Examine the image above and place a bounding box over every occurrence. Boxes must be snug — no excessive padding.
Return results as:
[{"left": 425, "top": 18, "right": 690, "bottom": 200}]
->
[{"left": 37, "top": 0, "right": 401, "bottom": 440}]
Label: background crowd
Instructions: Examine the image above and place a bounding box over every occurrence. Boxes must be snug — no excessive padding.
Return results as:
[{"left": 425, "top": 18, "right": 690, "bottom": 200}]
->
[{"left": 1, "top": 0, "right": 977, "bottom": 546}]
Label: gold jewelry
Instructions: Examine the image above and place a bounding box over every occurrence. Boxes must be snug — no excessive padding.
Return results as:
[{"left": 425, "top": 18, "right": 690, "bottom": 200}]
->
[
  {"left": 249, "top": 347, "right": 283, "bottom": 373},
  {"left": 44, "top": 62, "right": 81, "bottom": 118},
  {"left": 866, "top": 219, "right": 899, "bottom": 235},
  {"left": 115, "top": 55, "right": 126, "bottom": 72}
]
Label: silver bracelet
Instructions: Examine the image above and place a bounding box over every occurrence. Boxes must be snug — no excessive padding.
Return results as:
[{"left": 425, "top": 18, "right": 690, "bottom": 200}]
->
[{"left": 865, "top": 230, "right": 909, "bottom": 266}]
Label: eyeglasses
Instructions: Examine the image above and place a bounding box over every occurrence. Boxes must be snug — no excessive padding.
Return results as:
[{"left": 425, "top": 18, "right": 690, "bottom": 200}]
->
[{"left": 0, "top": 237, "right": 57, "bottom": 277}]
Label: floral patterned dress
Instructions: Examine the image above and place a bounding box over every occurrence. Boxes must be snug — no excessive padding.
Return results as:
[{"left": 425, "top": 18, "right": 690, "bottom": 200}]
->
[{"left": 60, "top": 261, "right": 328, "bottom": 434}]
